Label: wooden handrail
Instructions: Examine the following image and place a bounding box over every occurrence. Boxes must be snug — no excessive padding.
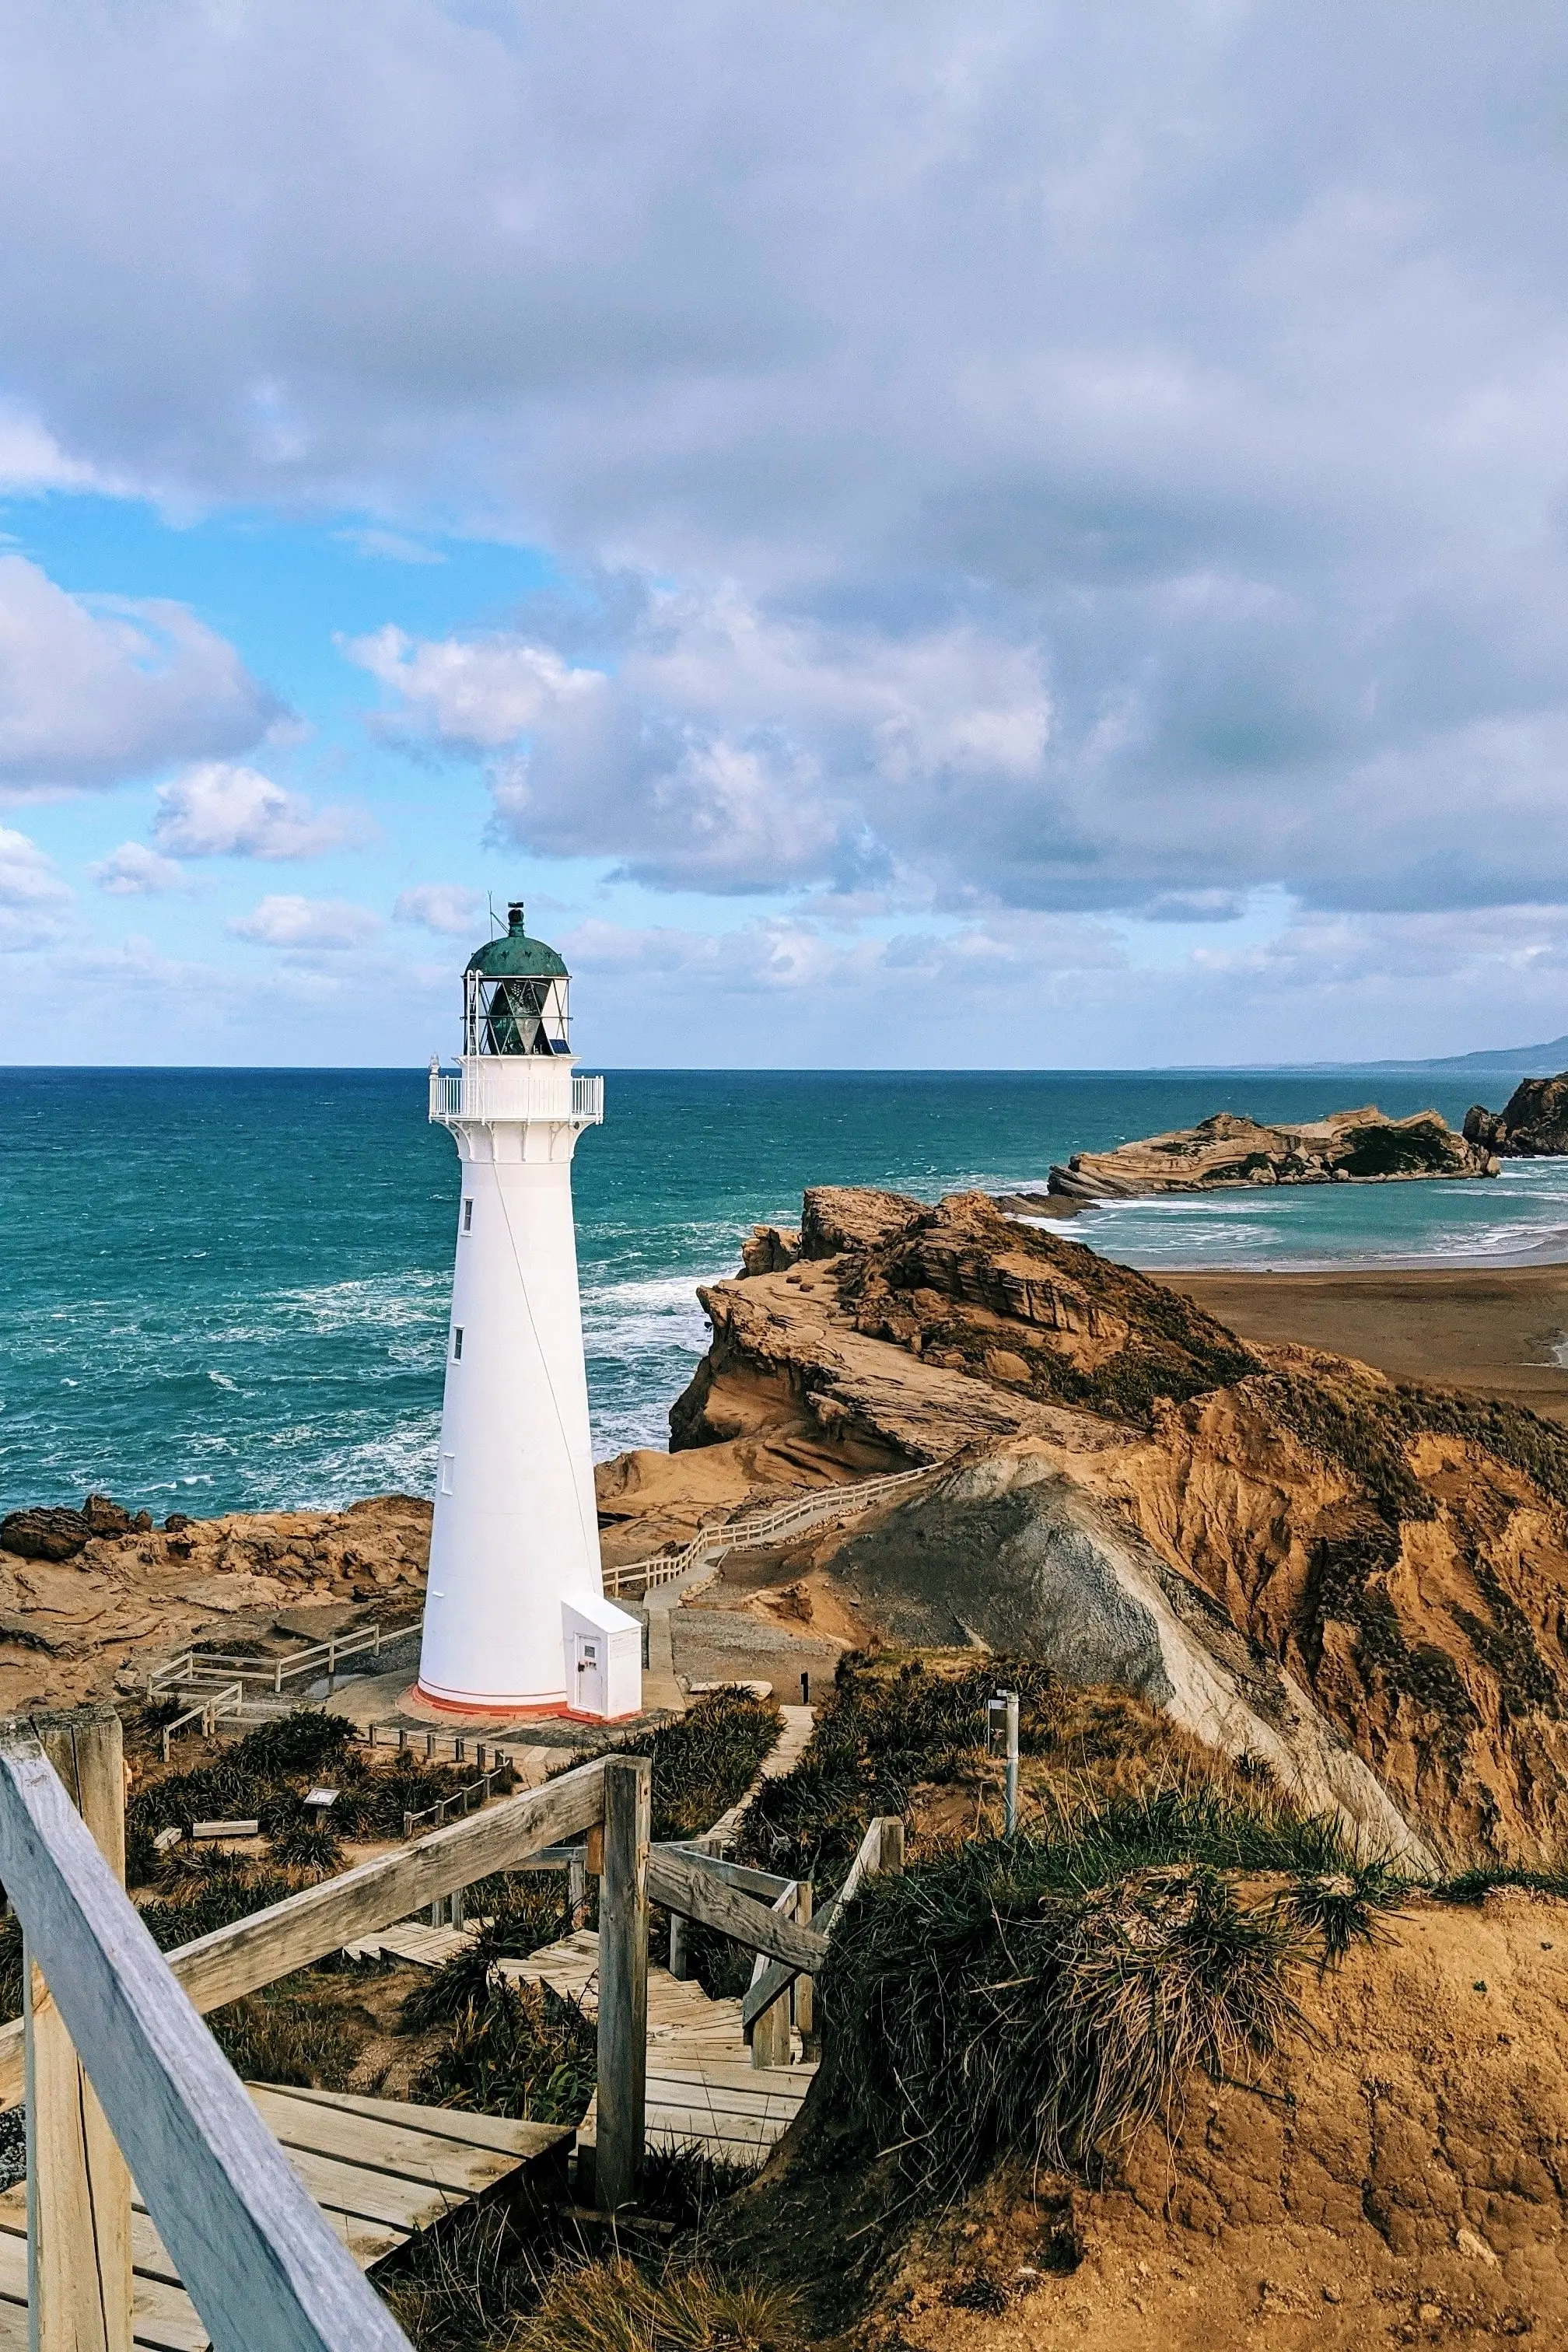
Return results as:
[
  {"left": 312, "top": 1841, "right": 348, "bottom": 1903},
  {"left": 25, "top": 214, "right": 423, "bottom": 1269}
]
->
[
  {"left": 645, "top": 1849, "right": 828, "bottom": 1972},
  {"left": 0, "top": 1727, "right": 413, "bottom": 2352},
  {"left": 740, "top": 1813, "right": 903, "bottom": 2031},
  {"left": 0, "top": 1753, "right": 612, "bottom": 2108}
]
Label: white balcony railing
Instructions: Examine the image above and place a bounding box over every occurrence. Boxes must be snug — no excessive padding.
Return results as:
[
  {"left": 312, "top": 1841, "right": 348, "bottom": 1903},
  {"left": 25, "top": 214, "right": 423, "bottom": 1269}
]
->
[{"left": 429, "top": 1063, "right": 604, "bottom": 1127}]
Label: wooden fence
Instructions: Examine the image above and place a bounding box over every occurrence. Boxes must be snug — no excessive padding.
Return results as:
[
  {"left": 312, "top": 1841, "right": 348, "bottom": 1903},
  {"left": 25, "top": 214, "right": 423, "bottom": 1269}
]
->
[{"left": 600, "top": 1460, "right": 945, "bottom": 1598}]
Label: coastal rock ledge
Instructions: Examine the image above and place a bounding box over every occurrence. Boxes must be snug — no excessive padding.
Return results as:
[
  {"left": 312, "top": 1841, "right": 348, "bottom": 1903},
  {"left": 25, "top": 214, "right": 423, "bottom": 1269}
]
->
[{"left": 1048, "top": 1103, "right": 1496, "bottom": 1200}]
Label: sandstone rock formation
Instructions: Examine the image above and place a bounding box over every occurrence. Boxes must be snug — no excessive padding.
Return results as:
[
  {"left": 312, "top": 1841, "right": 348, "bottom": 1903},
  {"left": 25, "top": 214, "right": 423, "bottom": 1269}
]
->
[
  {"left": 0, "top": 1493, "right": 431, "bottom": 1711},
  {"left": 651, "top": 1187, "right": 1568, "bottom": 1866},
  {"left": 1465, "top": 1070, "right": 1568, "bottom": 1156},
  {"left": 1048, "top": 1104, "right": 1497, "bottom": 1200}
]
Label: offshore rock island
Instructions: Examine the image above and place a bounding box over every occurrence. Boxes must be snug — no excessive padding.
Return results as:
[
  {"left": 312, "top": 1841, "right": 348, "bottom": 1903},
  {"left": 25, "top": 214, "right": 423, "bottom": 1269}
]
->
[{"left": 1046, "top": 1101, "right": 1497, "bottom": 1199}]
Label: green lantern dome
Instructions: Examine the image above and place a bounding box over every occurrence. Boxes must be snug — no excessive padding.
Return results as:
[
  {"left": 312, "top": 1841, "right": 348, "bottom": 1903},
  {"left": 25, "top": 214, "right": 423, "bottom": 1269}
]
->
[
  {"left": 463, "top": 902, "right": 572, "bottom": 1055},
  {"left": 465, "top": 901, "right": 569, "bottom": 980}
]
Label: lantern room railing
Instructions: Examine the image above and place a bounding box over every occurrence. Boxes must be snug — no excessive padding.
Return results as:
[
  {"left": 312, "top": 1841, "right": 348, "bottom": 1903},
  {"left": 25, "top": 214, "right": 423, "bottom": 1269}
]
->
[{"left": 429, "top": 1064, "right": 604, "bottom": 1127}]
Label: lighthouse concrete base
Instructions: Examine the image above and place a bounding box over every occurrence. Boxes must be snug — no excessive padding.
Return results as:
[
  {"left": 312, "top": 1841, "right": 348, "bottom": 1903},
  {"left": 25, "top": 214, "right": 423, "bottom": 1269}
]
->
[{"left": 396, "top": 1682, "right": 644, "bottom": 1729}]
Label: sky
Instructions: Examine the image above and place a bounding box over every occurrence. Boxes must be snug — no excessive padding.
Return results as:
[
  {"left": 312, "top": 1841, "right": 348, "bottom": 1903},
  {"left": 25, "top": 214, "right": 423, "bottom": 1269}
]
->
[{"left": 4, "top": 2, "right": 1568, "bottom": 1069}]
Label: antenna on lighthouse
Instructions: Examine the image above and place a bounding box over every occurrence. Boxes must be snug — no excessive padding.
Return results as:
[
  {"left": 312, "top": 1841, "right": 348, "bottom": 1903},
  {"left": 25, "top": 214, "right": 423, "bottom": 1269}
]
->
[{"left": 416, "top": 909, "right": 638, "bottom": 1722}]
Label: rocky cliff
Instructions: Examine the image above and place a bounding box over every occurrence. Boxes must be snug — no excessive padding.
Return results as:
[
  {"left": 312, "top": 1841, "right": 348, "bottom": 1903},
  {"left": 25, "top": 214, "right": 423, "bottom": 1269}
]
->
[
  {"left": 665, "top": 1188, "right": 1568, "bottom": 1866},
  {"left": 1048, "top": 1104, "right": 1496, "bottom": 1200},
  {"left": 1465, "top": 1070, "right": 1568, "bottom": 1156},
  {"left": 0, "top": 1493, "right": 430, "bottom": 1711}
]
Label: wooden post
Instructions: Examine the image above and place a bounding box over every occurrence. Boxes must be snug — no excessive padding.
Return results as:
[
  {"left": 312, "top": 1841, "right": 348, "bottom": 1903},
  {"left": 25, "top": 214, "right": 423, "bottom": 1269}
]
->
[
  {"left": 594, "top": 1756, "right": 649, "bottom": 2211},
  {"left": 748, "top": 1950, "right": 791, "bottom": 2068},
  {"left": 569, "top": 1851, "right": 586, "bottom": 1927},
  {"left": 26, "top": 1704, "right": 134, "bottom": 2352},
  {"left": 791, "top": 1881, "right": 813, "bottom": 2039},
  {"left": 667, "top": 1910, "right": 688, "bottom": 1979},
  {"left": 880, "top": 1818, "right": 905, "bottom": 1876}
]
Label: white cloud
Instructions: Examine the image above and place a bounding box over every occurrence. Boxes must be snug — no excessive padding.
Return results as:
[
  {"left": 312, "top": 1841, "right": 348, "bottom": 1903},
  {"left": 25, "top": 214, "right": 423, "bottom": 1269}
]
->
[
  {"left": 350, "top": 590, "right": 1050, "bottom": 894},
  {"left": 349, "top": 626, "right": 603, "bottom": 750},
  {"left": 228, "top": 894, "right": 382, "bottom": 950},
  {"left": 152, "top": 761, "right": 370, "bottom": 859},
  {"left": 89, "top": 840, "right": 190, "bottom": 895},
  {"left": 393, "top": 882, "right": 485, "bottom": 937},
  {"left": 0, "top": 824, "right": 71, "bottom": 950},
  {"left": 0, "top": 406, "right": 100, "bottom": 492},
  {"left": 0, "top": 557, "right": 280, "bottom": 798}
]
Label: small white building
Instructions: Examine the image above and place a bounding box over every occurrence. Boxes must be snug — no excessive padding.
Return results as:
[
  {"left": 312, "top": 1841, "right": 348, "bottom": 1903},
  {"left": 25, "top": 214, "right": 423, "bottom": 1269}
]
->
[{"left": 416, "top": 903, "right": 642, "bottom": 1720}]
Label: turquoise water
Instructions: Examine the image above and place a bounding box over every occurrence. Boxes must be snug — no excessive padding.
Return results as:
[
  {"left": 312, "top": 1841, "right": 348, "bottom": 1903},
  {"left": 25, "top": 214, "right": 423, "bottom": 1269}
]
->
[{"left": 1, "top": 1066, "right": 1560, "bottom": 1521}]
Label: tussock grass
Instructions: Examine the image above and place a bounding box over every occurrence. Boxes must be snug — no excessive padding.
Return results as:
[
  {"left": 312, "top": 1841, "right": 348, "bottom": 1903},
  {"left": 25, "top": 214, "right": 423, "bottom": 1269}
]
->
[
  {"left": 209, "top": 1990, "right": 357, "bottom": 2088},
  {"left": 412, "top": 1979, "right": 597, "bottom": 2126},
  {"left": 565, "top": 1689, "right": 780, "bottom": 1843},
  {"left": 266, "top": 1818, "right": 346, "bottom": 1878},
  {"left": 510, "top": 2259, "right": 799, "bottom": 2352},
  {"left": 738, "top": 1651, "right": 1057, "bottom": 1889},
  {"left": 401, "top": 1882, "right": 580, "bottom": 2035},
  {"left": 817, "top": 1784, "right": 1406, "bottom": 2206}
]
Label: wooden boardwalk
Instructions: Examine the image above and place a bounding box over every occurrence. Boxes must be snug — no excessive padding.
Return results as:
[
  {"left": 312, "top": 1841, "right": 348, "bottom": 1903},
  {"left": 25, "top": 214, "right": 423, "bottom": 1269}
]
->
[
  {"left": 0, "top": 2083, "right": 569, "bottom": 2350},
  {"left": 498, "top": 1927, "right": 815, "bottom": 2170}
]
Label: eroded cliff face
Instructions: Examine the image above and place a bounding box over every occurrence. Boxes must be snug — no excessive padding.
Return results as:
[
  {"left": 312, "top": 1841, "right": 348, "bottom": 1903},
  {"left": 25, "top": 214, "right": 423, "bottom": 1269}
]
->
[{"left": 666, "top": 1187, "right": 1568, "bottom": 1865}]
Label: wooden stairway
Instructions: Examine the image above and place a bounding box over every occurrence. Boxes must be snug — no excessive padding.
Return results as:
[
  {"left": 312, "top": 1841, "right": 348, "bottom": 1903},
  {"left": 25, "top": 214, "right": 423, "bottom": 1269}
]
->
[
  {"left": 498, "top": 1927, "right": 815, "bottom": 2171},
  {"left": 0, "top": 2084, "right": 570, "bottom": 2351}
]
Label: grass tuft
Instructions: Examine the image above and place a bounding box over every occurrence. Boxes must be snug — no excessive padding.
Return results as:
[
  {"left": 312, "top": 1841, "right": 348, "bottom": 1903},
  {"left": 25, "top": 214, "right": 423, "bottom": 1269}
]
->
[
  {"left": 509, "top": 2259, "right": 800, "bottom": 2352},
  {"left": 815, "top": 1784, "right": 1409, "bottom": 2206},
  {"left": 412, "top": 1979, "right": 597, "bottom": 2126}
]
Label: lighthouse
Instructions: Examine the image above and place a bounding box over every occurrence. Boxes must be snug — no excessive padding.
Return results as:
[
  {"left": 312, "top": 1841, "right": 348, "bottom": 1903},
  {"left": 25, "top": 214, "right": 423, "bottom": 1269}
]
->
[{"left": 417, "top": 902, "right": 642, "bottom": 1720}]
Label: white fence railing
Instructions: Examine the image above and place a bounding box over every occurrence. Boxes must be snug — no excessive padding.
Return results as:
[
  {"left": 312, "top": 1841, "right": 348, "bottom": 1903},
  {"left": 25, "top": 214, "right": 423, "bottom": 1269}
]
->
[
  {"left": 427, "top": 1065, "right": 604, "bottom": 1126},
  {"left": 601, "top": 1458, "right": 946, "bottom": 1598},
  {"left": 148, "top": 1617, "right": 423, "bottom": 1752}
]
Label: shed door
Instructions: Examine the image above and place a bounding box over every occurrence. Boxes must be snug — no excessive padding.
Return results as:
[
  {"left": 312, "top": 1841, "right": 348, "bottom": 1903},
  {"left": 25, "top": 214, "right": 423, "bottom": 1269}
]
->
[{"left": 573, "top": 1634, "right": 604, "bottom": 1716}]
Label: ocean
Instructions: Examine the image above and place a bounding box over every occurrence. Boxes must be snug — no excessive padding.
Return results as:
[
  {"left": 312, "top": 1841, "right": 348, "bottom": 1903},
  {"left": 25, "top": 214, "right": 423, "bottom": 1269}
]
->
[{"left": 3, "top": 1064, "right": 1565, "bottom": 1523}]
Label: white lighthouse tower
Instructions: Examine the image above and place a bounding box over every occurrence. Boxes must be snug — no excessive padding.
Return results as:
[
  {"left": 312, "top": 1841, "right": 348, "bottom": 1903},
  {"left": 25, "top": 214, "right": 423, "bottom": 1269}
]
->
[{"left": 417, "top": 902, "right": 642, "bottom": 1720}]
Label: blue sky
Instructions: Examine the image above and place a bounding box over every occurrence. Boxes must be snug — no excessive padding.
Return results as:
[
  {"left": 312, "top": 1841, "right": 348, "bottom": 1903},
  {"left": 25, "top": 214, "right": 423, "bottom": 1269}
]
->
[{"left": 5, "top": 3, "right": 1568, "bottom": 1067}]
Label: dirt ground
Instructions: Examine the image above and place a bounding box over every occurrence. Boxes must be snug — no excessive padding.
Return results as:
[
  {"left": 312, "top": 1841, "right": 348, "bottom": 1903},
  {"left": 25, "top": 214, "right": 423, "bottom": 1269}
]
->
[{"left": 824, "top": 1885, "right": 1568, "bottom": 2349}]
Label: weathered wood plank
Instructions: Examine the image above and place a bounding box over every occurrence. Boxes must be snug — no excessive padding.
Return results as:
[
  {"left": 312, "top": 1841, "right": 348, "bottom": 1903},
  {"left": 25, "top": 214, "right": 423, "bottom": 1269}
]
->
[
  {"left": 0, "top": 1756, "right": 607, "bottom": 2109},
  {"left": 0, "top": 2235, "right": 207, "bottom": 2352},
  {"left": 595, "top": 1756, "right": 649, "bottom": 2212},
  {"left": 252, "top": 2088, "right": 569, "bottom": 2166},
  {"left": 646, "top": 1852, "right": 828, "bottom": 1971},
  {"left": 654, "top": 1847, "right": 794, "bottom": 1902},
  {"left": 247, "top": 2090, "right": 516, "bottom": 2199},
  {"left": 0, "top": 1730, "right": 415, "bottom": 2352},
  {"left": 26, "top": 1706, "right": 135, "bottom": 2352}
]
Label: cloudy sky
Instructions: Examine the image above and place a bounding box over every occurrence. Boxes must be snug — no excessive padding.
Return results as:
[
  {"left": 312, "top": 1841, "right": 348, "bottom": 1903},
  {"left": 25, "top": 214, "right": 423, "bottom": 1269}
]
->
[{"left": 4, "top": 2, "right": 1568, "bottom": 1067}]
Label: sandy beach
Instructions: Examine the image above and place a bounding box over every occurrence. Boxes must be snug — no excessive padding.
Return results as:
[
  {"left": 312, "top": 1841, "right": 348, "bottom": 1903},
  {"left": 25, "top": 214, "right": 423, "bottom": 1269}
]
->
[{"left": 1171, "top": 1263, "right": 1568, "bottom": 1425}]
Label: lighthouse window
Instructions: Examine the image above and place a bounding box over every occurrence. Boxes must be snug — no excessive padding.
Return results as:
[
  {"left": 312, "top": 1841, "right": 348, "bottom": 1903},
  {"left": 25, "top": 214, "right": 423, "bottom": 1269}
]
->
[
  {"left": 453, "top": 1328, "right": 464, "bottom": 1360},
  {"left": 462, "top": 1199, "right": 473, "bottom": 1232}
]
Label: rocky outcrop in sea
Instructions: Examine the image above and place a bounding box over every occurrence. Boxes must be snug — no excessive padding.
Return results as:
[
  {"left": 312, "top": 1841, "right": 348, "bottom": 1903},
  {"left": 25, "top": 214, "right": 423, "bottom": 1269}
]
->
[
  {"left": 1047, "top": 1104, "right": 1497, "bottom": 1200},
  {"left": 1465, "top": 1071, "right": 1568, "bottom": 1157}
]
